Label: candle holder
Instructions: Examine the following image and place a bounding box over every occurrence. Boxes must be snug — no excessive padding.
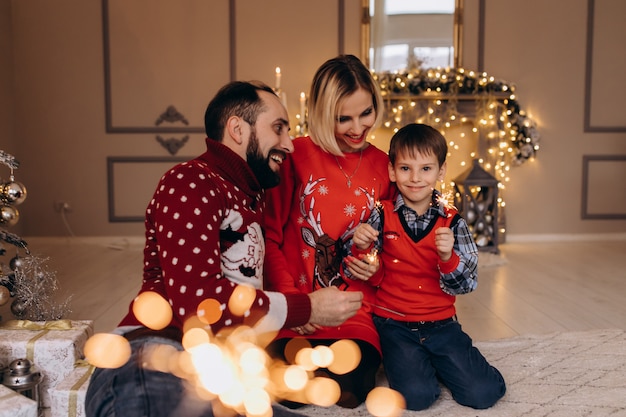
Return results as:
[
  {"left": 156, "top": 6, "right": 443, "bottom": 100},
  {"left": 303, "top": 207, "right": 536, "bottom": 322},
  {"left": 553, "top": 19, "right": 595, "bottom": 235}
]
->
[
  {"left": 2, "top": 358, "right": 43, "bottom": 410},
  {"left": 452, "top": 159, "right": 500, "bottom": 254}
]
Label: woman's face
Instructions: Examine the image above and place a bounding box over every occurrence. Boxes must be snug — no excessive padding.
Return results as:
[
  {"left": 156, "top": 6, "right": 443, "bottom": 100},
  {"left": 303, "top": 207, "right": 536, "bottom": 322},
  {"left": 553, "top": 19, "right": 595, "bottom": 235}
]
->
[{"left": 334, "top": 88, "right": 376, "bottom": 153}]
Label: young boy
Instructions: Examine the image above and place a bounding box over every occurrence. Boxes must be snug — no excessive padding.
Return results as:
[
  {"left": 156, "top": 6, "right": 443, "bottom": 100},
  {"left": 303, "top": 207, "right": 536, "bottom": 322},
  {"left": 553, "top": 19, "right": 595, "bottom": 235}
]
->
[{"left": 346, "top": 123, "right": 506, "bottom": 411}]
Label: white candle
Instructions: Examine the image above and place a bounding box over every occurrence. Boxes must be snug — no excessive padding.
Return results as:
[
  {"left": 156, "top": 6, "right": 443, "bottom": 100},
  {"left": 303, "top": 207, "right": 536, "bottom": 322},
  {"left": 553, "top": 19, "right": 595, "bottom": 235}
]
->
[
  {"left": 275, "top": 67, "right": 281, "bottom": 90},
  {"left": 299, "top": 92, "right": 306, "bottom": 119}
]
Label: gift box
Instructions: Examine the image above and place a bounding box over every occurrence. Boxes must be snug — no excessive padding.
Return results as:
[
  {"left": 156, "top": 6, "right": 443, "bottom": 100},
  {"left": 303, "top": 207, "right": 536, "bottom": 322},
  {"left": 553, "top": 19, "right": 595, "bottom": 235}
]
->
[
  {"left": 0, "top": 384, "right": 38, "bottom": 417},
  {"left": 48, "top": 363, "right": 94, "bottom": 417},
  {"left": 0, "top": 319, "right": 94, "bottom": 408}
]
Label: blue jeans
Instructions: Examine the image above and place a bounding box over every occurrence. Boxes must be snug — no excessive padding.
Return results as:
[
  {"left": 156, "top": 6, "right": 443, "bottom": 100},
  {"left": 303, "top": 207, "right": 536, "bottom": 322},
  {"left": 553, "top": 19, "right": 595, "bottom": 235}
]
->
[
  {"left": 374, "top": 316, "right": 506, "bottom": 411},
  {"left": 85, "top": 336, "right": 306, "bottom": 417}
]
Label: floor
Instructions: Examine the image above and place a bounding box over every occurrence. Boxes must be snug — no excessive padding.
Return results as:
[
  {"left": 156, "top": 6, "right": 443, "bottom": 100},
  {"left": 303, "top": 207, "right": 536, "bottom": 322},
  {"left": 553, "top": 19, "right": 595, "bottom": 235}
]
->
[{"left": 2, "top": 236, "right": 625, "bottom": 341}]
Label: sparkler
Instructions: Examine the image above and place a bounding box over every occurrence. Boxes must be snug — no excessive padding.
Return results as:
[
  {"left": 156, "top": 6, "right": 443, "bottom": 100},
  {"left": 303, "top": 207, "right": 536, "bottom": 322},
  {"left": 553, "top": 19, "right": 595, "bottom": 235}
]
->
[
  {"left": 434, "top": 188, "right": 457, "bottom": 217},
  {"left": 363, "top": 301, "right": 406, "bottom": 317}
]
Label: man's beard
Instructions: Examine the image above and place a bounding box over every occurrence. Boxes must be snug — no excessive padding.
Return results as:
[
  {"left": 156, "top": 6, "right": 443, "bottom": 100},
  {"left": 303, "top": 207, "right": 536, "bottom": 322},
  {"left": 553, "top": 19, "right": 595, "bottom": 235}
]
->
[{"left": 246, "top": 130, "right": 281, "bottom": 189}]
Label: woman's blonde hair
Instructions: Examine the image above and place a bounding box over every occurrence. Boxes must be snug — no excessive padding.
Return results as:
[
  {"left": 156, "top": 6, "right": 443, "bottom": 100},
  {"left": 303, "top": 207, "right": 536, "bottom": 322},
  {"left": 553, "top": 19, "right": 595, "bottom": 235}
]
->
[{"left": 307, "top": 55, "right": 384, "bottom": 156}]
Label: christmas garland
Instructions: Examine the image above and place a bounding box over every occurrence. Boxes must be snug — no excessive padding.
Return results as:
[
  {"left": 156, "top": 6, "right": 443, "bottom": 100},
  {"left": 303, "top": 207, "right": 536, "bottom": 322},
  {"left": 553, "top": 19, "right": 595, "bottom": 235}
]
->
[{"left": 372, "top": 67, "right": 540, "bottom": 165}]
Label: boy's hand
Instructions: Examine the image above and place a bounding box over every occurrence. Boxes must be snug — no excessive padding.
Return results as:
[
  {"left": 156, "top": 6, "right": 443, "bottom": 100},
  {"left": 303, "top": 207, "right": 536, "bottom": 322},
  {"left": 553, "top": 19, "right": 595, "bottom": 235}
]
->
[
  {"left": 435, "top": 227, "right": 454, "bottom": 261},
  {"left": 353, "top": 223, "right": 378, "bottom": 250}
]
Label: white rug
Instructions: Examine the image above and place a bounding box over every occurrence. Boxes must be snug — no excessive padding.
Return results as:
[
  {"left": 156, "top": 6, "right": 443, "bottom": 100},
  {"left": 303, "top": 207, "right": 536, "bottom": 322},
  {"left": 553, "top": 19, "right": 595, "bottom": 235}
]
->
[{"left": 298, "top": 329, "right": 626, "bottom": 417}]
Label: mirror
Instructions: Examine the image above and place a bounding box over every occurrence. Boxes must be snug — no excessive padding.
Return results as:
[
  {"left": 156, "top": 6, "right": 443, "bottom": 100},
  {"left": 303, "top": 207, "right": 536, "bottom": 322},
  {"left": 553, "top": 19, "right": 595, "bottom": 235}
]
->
[{"left": 362, "top": 0, "right": 463, "bottom": 71}]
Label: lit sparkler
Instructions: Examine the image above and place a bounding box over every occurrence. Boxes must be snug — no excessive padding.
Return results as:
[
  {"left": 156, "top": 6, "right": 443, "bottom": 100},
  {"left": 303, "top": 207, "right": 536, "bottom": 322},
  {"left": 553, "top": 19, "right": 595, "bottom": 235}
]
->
[{"left": 434, "top": 188, "right": 457, "bottom": 216}]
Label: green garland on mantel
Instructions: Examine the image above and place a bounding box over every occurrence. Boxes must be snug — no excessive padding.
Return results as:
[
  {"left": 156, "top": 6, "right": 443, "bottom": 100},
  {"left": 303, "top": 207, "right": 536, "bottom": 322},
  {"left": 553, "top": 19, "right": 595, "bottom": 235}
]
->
[{"left": 372, "top": 67, "right": 540, "bottom": 166}]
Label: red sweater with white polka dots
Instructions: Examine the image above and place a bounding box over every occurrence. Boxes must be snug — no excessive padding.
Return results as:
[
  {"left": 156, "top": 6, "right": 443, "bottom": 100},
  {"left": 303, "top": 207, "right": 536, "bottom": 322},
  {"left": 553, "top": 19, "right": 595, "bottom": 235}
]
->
[{"left": 119, "top": 138, "right": 311, "bottom": 335}]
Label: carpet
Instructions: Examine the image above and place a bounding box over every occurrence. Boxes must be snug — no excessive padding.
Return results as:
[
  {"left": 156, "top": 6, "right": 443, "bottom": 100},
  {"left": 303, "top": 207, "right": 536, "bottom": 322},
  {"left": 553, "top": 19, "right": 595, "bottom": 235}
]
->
[{"left": 297, "top": 329, "right": 626, "bottom": 417}]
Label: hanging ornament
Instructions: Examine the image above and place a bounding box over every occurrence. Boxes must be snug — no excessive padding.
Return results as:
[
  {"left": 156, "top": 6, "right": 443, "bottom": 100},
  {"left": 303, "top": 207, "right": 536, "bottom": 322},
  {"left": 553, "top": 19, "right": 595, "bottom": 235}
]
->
[
  {"left": 0, "top": 284, "right": 10, "bottom": 305},
  {"left": 475, "top": 234, "right": 490, "bottom": 247},
  {"left": 0, "top": 273, "right": 16, "bottom": 296},
  {"left": 10, "top": 298, "right": 27, "bottom": 318},
  {"left": 465, "top": 209, "right": 477, "bottom": 224},
  {"left": 9, "top": 255, "right": 23, "bottom": 270},
  {"left": 1, "top": 180, "right": 27, "bottom": 205},
  {"left": 0, "top": 205, "right": 19, "bottom": 226}
]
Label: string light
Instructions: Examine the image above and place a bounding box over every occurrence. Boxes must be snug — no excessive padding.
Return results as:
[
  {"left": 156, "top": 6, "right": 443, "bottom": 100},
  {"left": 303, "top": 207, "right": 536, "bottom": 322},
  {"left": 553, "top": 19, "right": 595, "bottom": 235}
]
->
[{"left": 372, "top": 67, "right": 540, "bottom": 236}]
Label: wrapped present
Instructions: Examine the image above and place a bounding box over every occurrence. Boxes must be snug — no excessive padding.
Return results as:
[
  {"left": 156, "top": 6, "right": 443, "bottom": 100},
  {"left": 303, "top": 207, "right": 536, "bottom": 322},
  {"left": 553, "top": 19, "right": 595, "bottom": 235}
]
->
[
  {"left": 48, "top": 362, "right": 94, "bottom": 417},
  {"left": 0, "top": 319, "right": 93, "bottom": 408},
  {"left": 0, "top": 384, "right": 38, "bottom": 417}
]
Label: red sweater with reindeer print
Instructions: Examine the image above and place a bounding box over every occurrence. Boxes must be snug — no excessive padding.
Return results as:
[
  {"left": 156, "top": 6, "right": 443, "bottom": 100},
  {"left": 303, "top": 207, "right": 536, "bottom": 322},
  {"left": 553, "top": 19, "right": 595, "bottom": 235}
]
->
[{"left": 264, "top": 136, "right": 395, "bottom": 353}]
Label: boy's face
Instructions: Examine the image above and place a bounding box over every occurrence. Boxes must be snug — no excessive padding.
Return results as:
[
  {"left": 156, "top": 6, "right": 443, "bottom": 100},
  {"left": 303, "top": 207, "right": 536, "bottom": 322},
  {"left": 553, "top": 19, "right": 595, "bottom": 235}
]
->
[{"left": 388, "top": 149, "right": 446, "bottom": 214}]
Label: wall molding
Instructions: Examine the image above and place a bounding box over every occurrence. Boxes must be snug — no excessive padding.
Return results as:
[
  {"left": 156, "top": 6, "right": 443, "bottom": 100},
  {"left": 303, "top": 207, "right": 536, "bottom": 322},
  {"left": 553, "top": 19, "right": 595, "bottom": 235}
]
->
[
  {"left": 581, "top": 155, "right": 626, "bottom": 219},
  {"left": 107, "top": 156, "right": 187, "bottom": 222},
  {"left": 584, "top": 0, "right": 626, "bottom": 132},
  {"left": 101, "top": 0, "right": 231, "bottom": 134},
  {"left": 507, "top": 232, "right": 626, "bottom": 243},
  {"left": 102, "top": 0, "right": 346, "bottom": 135}
]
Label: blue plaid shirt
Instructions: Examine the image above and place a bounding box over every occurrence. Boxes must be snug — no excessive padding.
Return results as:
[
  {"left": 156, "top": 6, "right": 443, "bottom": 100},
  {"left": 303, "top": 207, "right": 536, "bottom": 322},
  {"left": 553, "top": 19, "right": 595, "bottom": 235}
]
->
[{"left": 346, "top": 190, "right": 478, "bottom": 295}]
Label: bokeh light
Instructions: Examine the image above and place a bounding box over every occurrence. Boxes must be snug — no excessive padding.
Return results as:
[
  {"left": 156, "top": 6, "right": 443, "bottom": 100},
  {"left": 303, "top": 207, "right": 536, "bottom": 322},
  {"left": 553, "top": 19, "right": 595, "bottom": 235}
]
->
[
  {"left": 228, "top": 284, "right": 257, "bottom": 316},
  {"left": 197, "top": 298, "right": 222, "bottom": 324},
  {"left": 311, "top": 345, "right": 334, "bottom": 368},
  {"left": 84, "top": 333, "right": 131, "bottom": 369},
  {"left": 132, "top": 291, "right": 173, "bottom": 330},
  {"left": 305, "top": 376, "right": 341, "bottom": 407},
  {"left": 182, "top": 327, "right": 211, "bottom": 350},
  {"left": 243, "top": 387, "right": 272, "bottom": 416},
  {"left": 366, "top": 386, "right": 406, "bottom": 417},
  {"left": 284, "top": 337, "right": 312, "bottom": 364},
  {"left": 295, "top": 347, "right": 317, "bottom": 371},
  {"left": 283, "top": 365, "right": 308, "bottom": 391},
  {"left": 328, "top": 339, "right": 361, "bottom": 375}
]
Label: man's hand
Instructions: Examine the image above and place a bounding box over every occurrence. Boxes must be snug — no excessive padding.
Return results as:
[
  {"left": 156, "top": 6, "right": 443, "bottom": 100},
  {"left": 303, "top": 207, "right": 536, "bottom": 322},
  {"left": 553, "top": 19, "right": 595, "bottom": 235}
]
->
[{"left": 308, "top": 287, "right": 363, "bottom": 327}]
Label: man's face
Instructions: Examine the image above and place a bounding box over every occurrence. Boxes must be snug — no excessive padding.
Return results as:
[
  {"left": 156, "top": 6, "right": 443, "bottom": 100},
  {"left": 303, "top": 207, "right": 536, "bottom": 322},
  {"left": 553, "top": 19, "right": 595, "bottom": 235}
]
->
[{"left": 246, "top": 91, "right": 293, "bottom": 189}]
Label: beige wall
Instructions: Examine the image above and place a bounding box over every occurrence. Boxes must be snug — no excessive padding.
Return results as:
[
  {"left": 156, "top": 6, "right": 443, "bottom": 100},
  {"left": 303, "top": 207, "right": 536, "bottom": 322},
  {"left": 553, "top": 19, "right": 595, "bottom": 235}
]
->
[{"left": 1, "top": 0, "right": 625, "bottom": 240}]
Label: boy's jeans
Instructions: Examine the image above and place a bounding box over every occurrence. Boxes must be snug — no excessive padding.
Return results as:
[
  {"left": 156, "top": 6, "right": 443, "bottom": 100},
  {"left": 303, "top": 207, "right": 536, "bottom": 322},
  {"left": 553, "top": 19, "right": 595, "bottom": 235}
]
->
[{"left": 374, "top": 316, "right": 506, "bottom": 411}]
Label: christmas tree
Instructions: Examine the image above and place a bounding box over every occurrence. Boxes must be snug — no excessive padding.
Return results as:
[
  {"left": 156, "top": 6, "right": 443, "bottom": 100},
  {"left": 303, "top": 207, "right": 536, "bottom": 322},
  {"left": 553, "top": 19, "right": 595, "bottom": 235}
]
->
[{"left": 0, "top": 150, "right": 71, "bottom": 321}]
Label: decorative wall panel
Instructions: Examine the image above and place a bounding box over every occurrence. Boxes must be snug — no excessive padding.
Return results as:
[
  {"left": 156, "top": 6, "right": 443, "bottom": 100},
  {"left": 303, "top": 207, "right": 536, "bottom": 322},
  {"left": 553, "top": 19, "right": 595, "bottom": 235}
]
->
[
  {"left": 107, "top": 157, "right": 187, "bottom": 222},
  {"left": 103, "top": 0, "right": 232, "bottom": 133},
  {"left": 584, "top": 0, "right": 626, "bottom": 131},
  {"left": 581, "top": 155, "right": 626, "bottom": 219}
]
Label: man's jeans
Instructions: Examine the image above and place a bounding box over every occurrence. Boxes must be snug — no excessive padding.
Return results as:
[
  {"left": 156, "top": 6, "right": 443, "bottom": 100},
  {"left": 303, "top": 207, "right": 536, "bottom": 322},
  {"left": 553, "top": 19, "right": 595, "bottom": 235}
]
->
[
  {"left": 85, "top": 336, "right": 306, "bottom": 417},
  {"left": 374, "top": 316, "right": 506, "bottom": 411}
]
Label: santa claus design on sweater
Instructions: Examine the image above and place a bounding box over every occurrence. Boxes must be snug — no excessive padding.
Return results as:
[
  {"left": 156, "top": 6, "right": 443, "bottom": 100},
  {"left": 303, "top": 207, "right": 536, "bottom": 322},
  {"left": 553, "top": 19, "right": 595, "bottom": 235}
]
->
[{"left": 220, "top": 209, "right": 264, "bottom": 288}]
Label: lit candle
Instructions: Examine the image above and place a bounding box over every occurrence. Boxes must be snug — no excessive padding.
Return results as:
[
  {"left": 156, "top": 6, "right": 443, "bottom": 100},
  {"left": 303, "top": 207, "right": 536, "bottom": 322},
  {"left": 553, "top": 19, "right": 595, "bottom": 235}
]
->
[
  {"left": 275, "top": 67, "right": 281, "bottom": 91},
  {"left": 299, "top": 92, "right": 306, "bottom": 120}
]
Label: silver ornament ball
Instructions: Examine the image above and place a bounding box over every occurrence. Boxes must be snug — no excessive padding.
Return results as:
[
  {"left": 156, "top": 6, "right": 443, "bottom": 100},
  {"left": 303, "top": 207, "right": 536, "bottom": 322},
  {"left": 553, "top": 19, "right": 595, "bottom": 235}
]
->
[
  {"left": 1, "top": 181, "right": 27, "bottom": 205},
  {"left": 465, "top": 209, "right": 477, "bottom": 224},
  {"left": 9, "top": 255, "right": 24, "bottom": 270},
  {"left": 0, "top": 205, "right": 19, "bottom": 226},
  {"left": 10, "top": 298, "right": 28, "bottom": 318}
]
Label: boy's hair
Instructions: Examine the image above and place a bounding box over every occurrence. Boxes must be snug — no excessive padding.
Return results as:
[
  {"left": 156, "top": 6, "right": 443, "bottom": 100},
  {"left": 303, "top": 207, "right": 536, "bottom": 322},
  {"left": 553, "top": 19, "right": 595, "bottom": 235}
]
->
[
  {"left": 308, "top": 54, "right": 384, "bottom": 156},
  {"left": 204, "top": 80, "right": 275, "bottom": 142},
  {"left": 388, "top": 123, "right": 448, "bottom": 166}
]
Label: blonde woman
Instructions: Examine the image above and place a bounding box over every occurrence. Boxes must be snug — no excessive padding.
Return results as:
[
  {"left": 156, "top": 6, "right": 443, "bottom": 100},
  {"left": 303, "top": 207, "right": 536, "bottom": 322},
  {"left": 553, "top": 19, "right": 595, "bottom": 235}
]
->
[{"left": 264, "top": 54, "right": 396, "bottom": 408}]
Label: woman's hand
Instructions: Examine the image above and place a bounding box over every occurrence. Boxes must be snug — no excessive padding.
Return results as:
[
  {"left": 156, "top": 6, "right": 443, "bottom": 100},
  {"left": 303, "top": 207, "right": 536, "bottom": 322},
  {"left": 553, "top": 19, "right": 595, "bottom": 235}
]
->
[
  {"left": 345, "top": 253, "right": 379, "bottom": 281},
  {"left": 291, "top": 322, "right": 320, "bottom": 335}
]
